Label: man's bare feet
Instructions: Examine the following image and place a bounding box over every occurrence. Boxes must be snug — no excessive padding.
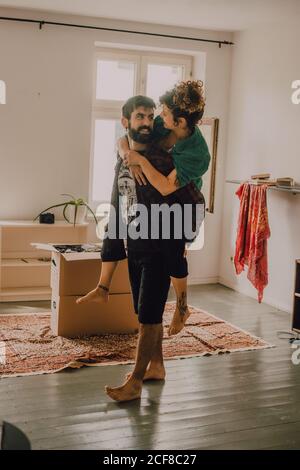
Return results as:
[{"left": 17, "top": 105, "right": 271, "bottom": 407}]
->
[
  {"left": 168, "top": 305, "right": 191, "bottom": 336},
  {"left": 125, "top": 362, "right": 166, "bottom": 382},
  {"left": 105, "top": 376, "right": 142, "bottom": 402},
  {"left": 76, "top": 286, "right": 109, "bottom": 305}
]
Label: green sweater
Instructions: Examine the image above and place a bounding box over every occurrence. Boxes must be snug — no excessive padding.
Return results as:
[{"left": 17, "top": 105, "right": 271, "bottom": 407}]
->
[{"left": 153, "top": 116, "right": 211, "bottom": 190}]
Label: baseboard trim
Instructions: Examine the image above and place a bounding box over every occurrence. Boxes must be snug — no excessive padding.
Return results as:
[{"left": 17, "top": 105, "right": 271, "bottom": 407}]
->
[
  {"left": 188, "top": 276, "right": 219, "bottom": 285},
  {"left": 218, "top": 276, "right": 291, "bottom": 314}
]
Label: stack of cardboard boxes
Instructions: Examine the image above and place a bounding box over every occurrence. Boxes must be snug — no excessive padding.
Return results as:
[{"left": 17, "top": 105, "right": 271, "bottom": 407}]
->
[{"left": 33, "top": 243, "right": 139, "bottom": 337}]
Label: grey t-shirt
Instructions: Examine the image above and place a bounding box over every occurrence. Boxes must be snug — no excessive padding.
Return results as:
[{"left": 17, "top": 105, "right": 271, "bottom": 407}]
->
[{"left": 117, "top": 160, "right": 137, "bottom": 227}]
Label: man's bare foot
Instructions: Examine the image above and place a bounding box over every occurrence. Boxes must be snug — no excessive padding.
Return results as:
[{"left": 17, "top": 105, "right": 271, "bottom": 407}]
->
[
  {"left": 168, "top": 305, "right": 191, "bottom": 336},
  {"left": 76, "top": 286, "right": 109, "bottom": 305},
  {"left": 105, "top": 376, "right": 142, "bottom": 402},
  {"left": 125, "top": 363, "right": 166, "bottom": 382}
]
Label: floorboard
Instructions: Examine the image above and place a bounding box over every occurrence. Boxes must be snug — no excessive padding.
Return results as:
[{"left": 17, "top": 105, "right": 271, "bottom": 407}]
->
[{"left": 0, "top": 284, "right": 299, "bottom": 450}]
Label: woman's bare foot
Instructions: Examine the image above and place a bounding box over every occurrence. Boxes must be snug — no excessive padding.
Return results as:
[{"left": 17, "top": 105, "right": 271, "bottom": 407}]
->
[
  {"left": 105, "top": 376, "right": 142, "bottom": 402},
  {"left": 125, "top": 362, "right": 166, "bottom": 382},
  {"left": 76, "top": 286, "right": 109, "bottom": 305},
  {"left": 168, "top": 305, "right": 191, "bottom": 336}
]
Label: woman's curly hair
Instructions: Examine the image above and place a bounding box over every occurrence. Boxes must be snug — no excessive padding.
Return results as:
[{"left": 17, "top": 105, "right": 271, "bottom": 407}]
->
[{"left": 159, "top": 80, "right": 205, "bottom": 131}]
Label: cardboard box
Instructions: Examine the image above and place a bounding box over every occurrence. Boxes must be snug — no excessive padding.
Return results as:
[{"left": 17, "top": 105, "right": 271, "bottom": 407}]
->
[
  {"left": 33, "top": 243, "right": 131, "bottom": 295},
  {"left": 50, "top": 251, "right": 131, "bottom": 296},
  {"left": 32, "top": 243, "right": 138, "bottom": 337},
  {"left": 52, "top": 293, "right": 138, "bottom": 337}
]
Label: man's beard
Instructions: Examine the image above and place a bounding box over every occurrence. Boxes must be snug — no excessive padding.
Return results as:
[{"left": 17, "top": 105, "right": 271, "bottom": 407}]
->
[{"left": 128, "top": 123, "right": 154, "bottom": 144}]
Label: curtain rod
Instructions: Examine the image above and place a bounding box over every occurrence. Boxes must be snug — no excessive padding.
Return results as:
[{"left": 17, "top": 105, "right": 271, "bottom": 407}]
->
[{"left": 0, "top": 16, "right": 234, "bottom": 48}]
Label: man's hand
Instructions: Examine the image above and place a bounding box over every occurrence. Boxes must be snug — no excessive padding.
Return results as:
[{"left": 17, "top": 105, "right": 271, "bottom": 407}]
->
[{"left": 129, "top": 165, "right": 147, "bottom": 186}]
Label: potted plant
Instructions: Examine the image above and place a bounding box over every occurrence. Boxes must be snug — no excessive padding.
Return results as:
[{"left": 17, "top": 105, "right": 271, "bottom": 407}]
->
[{"left": 34, "top": 194, "right": 98, "bottom": 226}]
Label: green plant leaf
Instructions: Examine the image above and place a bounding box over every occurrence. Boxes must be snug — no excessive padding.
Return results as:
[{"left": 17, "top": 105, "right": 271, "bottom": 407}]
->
[
  {"left": 73, "top": 203, "right": 78, "bottom": 227},
  {"left": 62, "top": 203, "right": 71, "bottom": 224},
  {"left": 33, "top": 203, "right": 70, "bottom": 221},
  {"left": 83, "top": 203, "right": 98, "bottom": 225}
]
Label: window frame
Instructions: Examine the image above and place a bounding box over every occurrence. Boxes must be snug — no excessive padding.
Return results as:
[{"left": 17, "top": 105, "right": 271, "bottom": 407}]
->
[
  {"left": 93, "top": 50, "right": 141, "bottom": 111},
  {"left": 140, "top": 54, "right": 192, "bottom": 97},
  {"left": 89, "top": 48, "right": 193, "bottom": 209}
]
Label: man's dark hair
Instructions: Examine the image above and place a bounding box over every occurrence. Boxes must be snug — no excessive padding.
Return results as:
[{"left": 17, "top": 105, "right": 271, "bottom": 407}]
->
[{"left": 122, "top": 95, "right": 156, "bottom": 120}]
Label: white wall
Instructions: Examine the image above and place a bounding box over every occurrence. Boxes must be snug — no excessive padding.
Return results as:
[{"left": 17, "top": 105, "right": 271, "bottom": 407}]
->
[
  {"left": 0, "top": 7, "right": 233, "bottom": 284},
  {"left": 219, "top": 21, "right": 300, "bottom": 312}
]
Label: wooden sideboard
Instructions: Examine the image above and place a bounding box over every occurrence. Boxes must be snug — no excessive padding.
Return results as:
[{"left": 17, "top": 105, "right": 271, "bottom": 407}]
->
[{"left": 0, "top": 220, "right": 89, "bottom": 301}]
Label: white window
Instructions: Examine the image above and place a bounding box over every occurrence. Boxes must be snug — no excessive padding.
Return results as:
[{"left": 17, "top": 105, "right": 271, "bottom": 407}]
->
[
  {"left": 96, "top": 60, "right": 136, "bottom": 101},
  {"left": 89, "top": 48, "right": 192, "bottom": 209},
  {"left": 142, "top": 56, "right": 188, "bottom": 105}
]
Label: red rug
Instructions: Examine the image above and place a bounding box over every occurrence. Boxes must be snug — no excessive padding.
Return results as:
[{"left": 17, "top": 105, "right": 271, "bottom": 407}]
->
[{"left": 0, "top": 302, "right": 274, "bottom": 377}]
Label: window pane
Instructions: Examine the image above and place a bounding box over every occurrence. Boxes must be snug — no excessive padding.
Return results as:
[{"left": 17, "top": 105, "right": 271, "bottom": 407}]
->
[
  {"left": 96, "top": 60, "right": 135, "bottom": 101},
  {"left": 92, "top": 119, "right": 123, "bottom": 202},
  {"left": 146, "top": 64, "right": 184, "bottom": 104}
]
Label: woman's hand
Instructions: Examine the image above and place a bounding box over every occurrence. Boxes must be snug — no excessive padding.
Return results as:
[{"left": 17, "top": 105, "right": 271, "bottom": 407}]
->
[
  {"left": 129, "top": 165, "right": 147, "bottom": 186},
  {"left": 124, "top": 150, "right": 143, "bottom": 166}
]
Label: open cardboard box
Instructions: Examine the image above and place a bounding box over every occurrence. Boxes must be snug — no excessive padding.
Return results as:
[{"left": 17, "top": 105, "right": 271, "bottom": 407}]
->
[{"left": 32, "top": 243, "right": 139, "bottom": 337}]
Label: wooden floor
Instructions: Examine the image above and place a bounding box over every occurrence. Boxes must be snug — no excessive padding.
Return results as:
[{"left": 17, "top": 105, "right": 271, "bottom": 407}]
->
[{"left": 0, "top": 284, "right": 299, "bottom": 450}]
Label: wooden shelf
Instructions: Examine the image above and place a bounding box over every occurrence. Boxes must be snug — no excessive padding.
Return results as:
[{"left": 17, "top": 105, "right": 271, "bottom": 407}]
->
[
  {"left": 226, "top": 180, "right": 300, "bottom": 195},
  {"left": 0, "top": 221, "right": 89, "bottom": 301},
  {"left": 0, "top": 220, "right": 89, "bottom": 227},
  {"left": 0, "top": 286, "right": 51, "bottom": 302},
  {"left": 1, "top": 258, "right": 51, "bottom": 267}
]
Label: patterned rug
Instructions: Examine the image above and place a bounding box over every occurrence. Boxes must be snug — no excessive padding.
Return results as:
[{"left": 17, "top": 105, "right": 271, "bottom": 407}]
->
[{"left": 0, "top": 302, "right": 274, "bottom": 378}]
